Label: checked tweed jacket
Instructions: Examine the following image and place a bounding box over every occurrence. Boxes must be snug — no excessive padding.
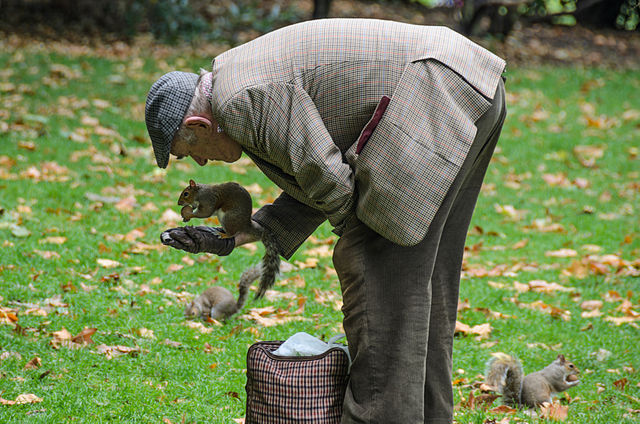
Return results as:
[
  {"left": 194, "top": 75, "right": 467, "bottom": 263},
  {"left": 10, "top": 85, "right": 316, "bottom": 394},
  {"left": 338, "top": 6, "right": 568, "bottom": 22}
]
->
[{"left": 209, "top": 18, "right": 506, "bottom": 258}]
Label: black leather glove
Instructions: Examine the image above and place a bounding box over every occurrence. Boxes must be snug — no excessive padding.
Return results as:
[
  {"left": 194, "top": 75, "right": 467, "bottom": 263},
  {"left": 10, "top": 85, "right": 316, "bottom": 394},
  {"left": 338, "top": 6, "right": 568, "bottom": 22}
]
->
[{"left": 160, "top": 226, "right": 235, "bottom": 256}]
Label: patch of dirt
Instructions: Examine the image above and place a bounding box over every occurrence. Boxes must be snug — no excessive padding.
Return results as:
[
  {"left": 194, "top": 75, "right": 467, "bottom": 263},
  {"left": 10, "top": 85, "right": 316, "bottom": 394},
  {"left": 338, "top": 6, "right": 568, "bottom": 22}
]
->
[
  {"left": 0, "top": 0, "right": 638, "bottom": 69},
  {"left": 322, "top": 0, "right": 640, "bottom": 69},
  {"left": 478, "top": 22, "right": 640, "bottom": 69}
]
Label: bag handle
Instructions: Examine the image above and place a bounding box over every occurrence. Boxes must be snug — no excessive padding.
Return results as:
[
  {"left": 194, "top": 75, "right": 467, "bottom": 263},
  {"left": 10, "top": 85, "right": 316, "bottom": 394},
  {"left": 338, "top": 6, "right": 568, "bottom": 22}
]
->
[{"left": 328, "top": 334, "right": 346, "bottom": 345}]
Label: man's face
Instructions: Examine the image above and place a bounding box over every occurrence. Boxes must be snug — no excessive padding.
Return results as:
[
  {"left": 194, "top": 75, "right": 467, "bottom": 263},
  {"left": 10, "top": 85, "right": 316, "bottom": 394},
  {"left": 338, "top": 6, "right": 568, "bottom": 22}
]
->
[{"left": 170, "top": 125, "right": 242, "bottom": 166}]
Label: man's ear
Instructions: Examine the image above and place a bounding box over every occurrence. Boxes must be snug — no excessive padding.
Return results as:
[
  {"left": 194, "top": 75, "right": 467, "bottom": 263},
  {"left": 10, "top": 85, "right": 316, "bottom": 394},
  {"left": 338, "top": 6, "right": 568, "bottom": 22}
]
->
[{"left": 184, "top": 116, "right": 212, "bottom": 130}]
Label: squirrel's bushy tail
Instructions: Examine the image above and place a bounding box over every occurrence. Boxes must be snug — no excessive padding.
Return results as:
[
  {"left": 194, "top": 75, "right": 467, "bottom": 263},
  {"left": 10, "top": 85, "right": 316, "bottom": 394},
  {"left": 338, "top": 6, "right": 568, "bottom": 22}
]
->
[
  {"left": 485, "top": 352, "right": 523, "bottom": 407},
  {"left": 255, "top": 230, "right": 281, "bottom": 299},
  {"left": 235, "top": 264, "right": 262, "bottom": 313}
]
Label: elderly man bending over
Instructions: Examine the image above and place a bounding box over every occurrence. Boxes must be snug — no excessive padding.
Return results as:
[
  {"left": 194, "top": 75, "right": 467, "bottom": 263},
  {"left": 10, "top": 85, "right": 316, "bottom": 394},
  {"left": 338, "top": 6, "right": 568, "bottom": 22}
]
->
[{"left": 146, "top": 18, "right": 506, "bottom": 424}]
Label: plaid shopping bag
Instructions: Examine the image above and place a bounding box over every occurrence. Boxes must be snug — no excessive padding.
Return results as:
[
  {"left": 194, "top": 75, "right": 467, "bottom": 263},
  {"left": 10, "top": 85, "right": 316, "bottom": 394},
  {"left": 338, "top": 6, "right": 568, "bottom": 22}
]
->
[{"left": 245, "top": 340, "right": 350, "bottom": 424}]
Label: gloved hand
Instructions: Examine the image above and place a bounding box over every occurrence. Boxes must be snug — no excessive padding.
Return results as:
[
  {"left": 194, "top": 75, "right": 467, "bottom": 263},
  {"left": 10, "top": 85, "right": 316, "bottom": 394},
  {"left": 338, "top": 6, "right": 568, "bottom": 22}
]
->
[{"left": 160, "top": 226, "right": 235, "bottom": 256}]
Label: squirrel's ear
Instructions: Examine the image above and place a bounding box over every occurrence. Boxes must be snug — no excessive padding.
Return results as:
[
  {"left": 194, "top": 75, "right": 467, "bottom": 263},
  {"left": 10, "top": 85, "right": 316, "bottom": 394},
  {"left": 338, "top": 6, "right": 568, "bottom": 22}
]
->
[
  {"left": 189, "top": 179, "right": 196, "bottom": 187},
  {"left": 557, "top": 354, "right": 566, "bottom": 363}
]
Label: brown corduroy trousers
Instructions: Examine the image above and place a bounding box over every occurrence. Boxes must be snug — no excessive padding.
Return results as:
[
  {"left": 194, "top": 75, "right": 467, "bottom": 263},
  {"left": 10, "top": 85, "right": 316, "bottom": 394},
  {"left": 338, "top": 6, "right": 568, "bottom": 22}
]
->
[{"left": 334, "top": 78, "right": 507, "bottom": 424}]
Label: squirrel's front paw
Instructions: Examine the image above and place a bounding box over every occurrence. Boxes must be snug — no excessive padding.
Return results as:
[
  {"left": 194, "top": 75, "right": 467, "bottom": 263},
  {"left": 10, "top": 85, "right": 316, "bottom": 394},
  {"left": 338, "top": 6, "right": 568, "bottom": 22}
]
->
[{"left": 180, "top": 205, "right": 194, "bottom": 222}]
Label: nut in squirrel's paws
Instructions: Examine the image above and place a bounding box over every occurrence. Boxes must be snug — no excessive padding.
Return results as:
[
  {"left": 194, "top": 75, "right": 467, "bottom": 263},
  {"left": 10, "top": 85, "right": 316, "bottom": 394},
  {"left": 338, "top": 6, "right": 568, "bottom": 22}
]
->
[{"left": 180, "top": 205, "right": 193, "bottom": 222}]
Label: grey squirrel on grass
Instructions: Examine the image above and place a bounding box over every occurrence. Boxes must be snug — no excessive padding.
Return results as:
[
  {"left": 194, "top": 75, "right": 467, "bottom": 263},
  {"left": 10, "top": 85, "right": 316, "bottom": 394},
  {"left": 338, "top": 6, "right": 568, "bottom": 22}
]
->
[
  {"left": 184, "top": 265, "right": 262, "bottom": 321},
  {"left": 485, "top": 353, "right": 580, "bottom": 408},
  {"left": 177, "top": 180, "right": 281, "bottom": 299}
]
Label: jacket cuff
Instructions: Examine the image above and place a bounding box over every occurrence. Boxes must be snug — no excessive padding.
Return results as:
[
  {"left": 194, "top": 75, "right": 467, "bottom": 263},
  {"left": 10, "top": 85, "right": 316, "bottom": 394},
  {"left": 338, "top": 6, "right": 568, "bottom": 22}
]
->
[
  {"left": 326, "top": 194, "right": 357, "bottom": 231},
  {"left": 252, "top": 195, "right": 326, "bottom": 259}
]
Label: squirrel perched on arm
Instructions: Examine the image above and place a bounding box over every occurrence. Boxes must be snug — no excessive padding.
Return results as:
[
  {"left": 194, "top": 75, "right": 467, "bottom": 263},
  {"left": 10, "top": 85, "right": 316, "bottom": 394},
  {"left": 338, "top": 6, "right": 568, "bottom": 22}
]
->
[
  {"left": 184, "top": 265, "right": 262, "bottom": 321},
  {"left": 177, "top": 180, "right": 281, "bottom": 299},
  {"left": 485, "top": 353, "right": 580, "bottom": 408}
]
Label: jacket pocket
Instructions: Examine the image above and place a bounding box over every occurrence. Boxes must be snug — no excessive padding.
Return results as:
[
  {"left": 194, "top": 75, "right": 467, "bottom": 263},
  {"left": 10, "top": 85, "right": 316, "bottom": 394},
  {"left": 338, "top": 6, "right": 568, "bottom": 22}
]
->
[
  {"left": 346, "top": 59, "right": 492, "bottom": 246},
  {"left": 351, "top": 115, "right": 459, "bottom": 246}
]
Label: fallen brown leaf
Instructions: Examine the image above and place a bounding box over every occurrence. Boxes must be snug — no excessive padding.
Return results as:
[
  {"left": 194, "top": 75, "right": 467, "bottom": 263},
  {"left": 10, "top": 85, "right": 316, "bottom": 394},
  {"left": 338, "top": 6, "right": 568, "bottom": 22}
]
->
[
  {"left": 540, "top": 401, "right": 568, "bottom": 421},
  {"left": 278, "top": 274, "right": 306, "bottom": 289},
  {"left": 604, "top": 316, "right": 639, "bottom": 327},
  {"left": 239, "top": 243, "right": 258, "bottom": 253},
  {"left": 523, "top": 218, "right": 565, "bottom": 233},
  {"left": 24, "top": 356, "right": 42, "bottom": 370},
  {"left": 294, "top": 257, "right": 319, "bottom": 269},
  {"left": 313, "top": 288, "right": 343, "bottom": 311},
  {"left": 489, "top": 404, "right": 517, "bottom": 414},
  {"left": 94, "top": 344, "right": 144, "bottom": 359},
  {"left": 542, "top": 173, "right": 571, "bottom": 187},
  {"left": 159, "top": 208, "right": 182, "bottom": 225},
  {"left": 511, "top": 298, "right": 571, "bottom": 321},
  {"left": 581, "top": 300, "right": 604, "bottom": 310},
  {"left": 160, "top": 339, "right": 183, "bottom": 348},
  {"left": 512, "top": 238, "right": 529, "bottom": 249},
  {"left": 458, "top": 298, "right": 471, "bottom": 312},
  {"left": 0, "top": 308, "right": 19, "bottom": 324},
  {"left": 303, "top": 244, "right": 333, "bottom": 258},
  {"left": 97, "top": 258, "right": 121, "bottom": 268},
  {"left": 124, "top": 228, "right": 145, "bottom": 242},
  {"left": 34, "top": 250, "right": 61, "bottom": 260},
  {"left": 40, "top": 236, "right": 67, "bottom": 245},
  {"left": 455, "top": 321, "right": 492, "bottom": 340},
  {"left": 527, "top": 280, "right": 575, "bottom": 293},
  {"left": 545, "top": 248, "right": 578, "bottom": 258},
  {"left": 581, "top": 309, "right": 602, "bottom": 318},
  {"left": 50, "top": 328, "right": 75, "bottom": 349},
  {"left": 244, "top": 183, "right": 263, "bottom": 195},
  {"left": 136, "top": 328, "right": 156, "bottom": 339},
  {"left": 616, "top": 299, "right": 639, "bottom": 318},
  {"left": 166, "top": 263, "right": 183, "bottom": 272},
  {"left": 0, "top": 393, "right": 43, "bottom": 405},
  {"left": 240, "top": 306, "right": 310, "bottom": 327},
  {"left": 184, "top": 321, "right": 213, "bottom": 334},
  {"left": 494, "top": 204, "right": 527, "bottom": 220},
  {"left": 613, "top": 378, "right": 629, "bottom": 390},
  {"left": 61, "top": 281, "right": 76, "bottom": 292},
  {"left": 460, "top": 391, "right": 501, "bottom": 410},
  {"left": 226, "top": 391, "right": 241, "bottom": 400},
  {"left": 115, "top": 196, "right": 137, "bottom": 212},
  {"left": 136, "top": 284, "right": 155, "bottom": 296}
]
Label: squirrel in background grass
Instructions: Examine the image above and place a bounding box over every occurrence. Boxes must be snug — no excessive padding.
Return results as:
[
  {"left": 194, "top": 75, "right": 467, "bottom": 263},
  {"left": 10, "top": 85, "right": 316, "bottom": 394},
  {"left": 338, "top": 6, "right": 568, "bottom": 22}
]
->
[
  {"left": 485, "top": 353, "right": 580, "bottom": 408},
  {"left": 178, "top": 180, "right": 281, "bottom": 299},
  {"left": 184, "top": 265, "right": 262, "bottom": 321}
]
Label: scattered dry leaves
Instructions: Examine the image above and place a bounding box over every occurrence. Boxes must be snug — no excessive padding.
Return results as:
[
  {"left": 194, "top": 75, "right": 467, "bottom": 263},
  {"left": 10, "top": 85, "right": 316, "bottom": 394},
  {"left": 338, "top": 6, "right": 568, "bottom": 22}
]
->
[
  {"left": 455, "top": 321, "right": 492, "bottom": 341},
  {"left": 50, "top": 327, "right": 97, "bottom": 349},
  {"left": 240, "top": 306, "right": 310, "bottom": 327}
]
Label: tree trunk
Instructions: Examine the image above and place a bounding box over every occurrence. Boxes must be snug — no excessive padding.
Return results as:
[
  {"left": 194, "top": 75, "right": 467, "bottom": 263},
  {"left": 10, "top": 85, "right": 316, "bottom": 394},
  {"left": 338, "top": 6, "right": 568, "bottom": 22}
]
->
[
  {"left": 573, "top": 0, "right": 626, "bottom": 29},
  {"left": 313, "top": 0, "right": 332, "bottom": 19}
]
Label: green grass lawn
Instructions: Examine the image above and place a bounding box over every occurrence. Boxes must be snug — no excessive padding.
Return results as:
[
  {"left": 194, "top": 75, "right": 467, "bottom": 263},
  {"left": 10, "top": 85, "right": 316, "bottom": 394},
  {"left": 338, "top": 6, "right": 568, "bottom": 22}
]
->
[{"left": 0, "top": 38, "right": 638, "bottom": 423}]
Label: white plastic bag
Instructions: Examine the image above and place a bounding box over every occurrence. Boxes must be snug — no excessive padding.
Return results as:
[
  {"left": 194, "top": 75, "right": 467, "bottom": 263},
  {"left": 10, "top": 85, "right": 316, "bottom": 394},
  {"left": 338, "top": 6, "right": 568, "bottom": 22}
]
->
[{"left": 272, "top": 332, "right": 350, "bottom": 362}]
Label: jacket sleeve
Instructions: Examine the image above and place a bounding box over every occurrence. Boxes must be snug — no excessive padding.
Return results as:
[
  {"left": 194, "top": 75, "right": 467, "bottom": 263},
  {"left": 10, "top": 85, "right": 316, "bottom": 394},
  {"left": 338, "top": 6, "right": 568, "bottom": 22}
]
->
[
  {"left": 219, "top": 83, "right": 356, "bottom": 230},
  {"left": 252, "top": 192, "right": 327, "bottom": 260}
]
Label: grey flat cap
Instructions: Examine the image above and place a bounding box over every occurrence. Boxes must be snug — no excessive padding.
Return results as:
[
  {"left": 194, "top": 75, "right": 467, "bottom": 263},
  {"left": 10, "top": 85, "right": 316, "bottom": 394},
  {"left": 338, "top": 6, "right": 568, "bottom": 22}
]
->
[{"left": 145, "top": 71, "right": 198, "bottom": 168}]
